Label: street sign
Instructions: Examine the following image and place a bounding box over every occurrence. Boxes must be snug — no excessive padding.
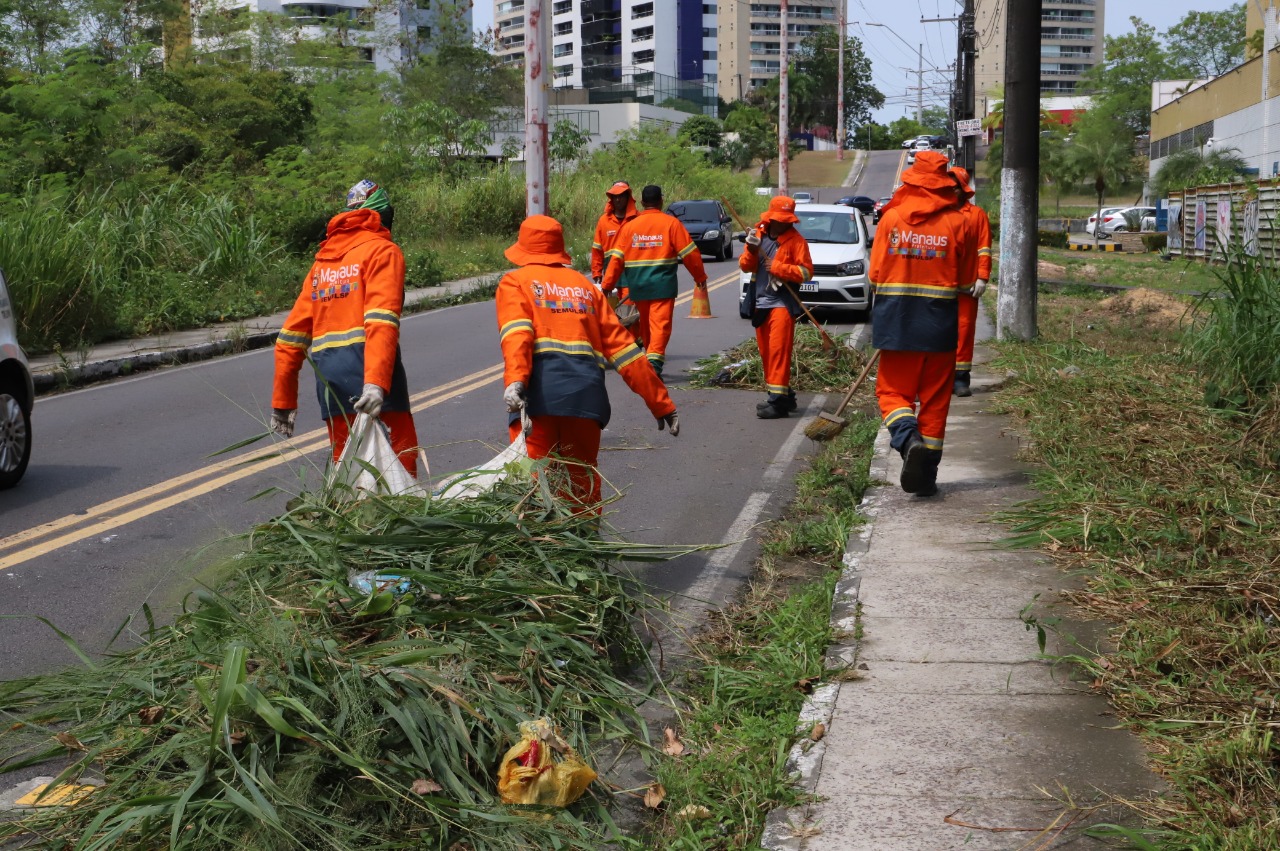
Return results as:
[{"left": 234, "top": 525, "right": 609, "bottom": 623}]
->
[{"left": 955, "top": 118, "right": 982, "bottom": 137}]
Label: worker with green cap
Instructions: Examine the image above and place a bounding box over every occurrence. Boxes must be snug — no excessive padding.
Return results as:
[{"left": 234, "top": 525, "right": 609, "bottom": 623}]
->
[{"left": 270, "top": 179, "right": 422, "bottom": 475}]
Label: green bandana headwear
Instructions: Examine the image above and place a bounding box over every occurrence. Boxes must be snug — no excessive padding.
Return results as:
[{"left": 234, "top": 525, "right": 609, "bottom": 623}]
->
[{"left": 345, "top": 179, "right": 390, "bottom": 213}]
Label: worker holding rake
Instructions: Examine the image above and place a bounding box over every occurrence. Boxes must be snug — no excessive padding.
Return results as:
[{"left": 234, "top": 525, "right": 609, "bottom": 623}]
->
[
  {"left": 498, "top": 215, "right": 679, "bottom": 511},
  {"left": 739, "top": 195, "right": 815, "bottom": 419},
  {"left": 948, "top": 166, "right": 992, "bottom": 398},
  {"left": 869, "top": 151, "right": 975, "bottom": 496}
]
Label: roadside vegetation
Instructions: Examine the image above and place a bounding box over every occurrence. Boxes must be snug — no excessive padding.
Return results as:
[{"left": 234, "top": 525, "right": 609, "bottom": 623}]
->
[
  {"left": 690, "top": 326, "right": 870, "bottom": 393},
  {"left": 991, "top": 252, "right": 1280, "bottom": 847}
]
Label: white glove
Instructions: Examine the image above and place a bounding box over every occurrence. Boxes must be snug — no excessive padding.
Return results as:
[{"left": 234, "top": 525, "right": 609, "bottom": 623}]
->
[
  {"left": 745, "top": 230, "right": 761, "bottom": 248},
  {"left": 658, "top": 411, "right": 680, "bottom": 436},
  {"left": 269, "top": 408, "right": 296, "bottom": 438},
  {"left": 768, "top": 274, "right": 786, "bottom": 292},
  {"left": 592, "top": 276, "right": 602, "bottom": 288},
  {"left": 971, "top": 279, "right": 988, "bottom": 298},
  {"left": 503, "top": 381, "right": 526, "bottom": 412},
  {"left": 353, "top": 383, "right": 385, "bottom": 417}
]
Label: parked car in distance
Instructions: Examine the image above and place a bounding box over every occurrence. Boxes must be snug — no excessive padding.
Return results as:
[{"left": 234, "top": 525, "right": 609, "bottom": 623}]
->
[
  {"left": 668, "top": 199, "right": 736, "bottom": 261},
  {"left": 0, "top": 267, "right": 33, "bottom": 489},
  {"left": 738, "top": 204, "right": 872, "bottom": 317},
  {"left": 793, "top": 191, "right": 817, "bottom": 204},
  {"left": 873, "top": 196, "right": 892, "bottom": 223},
  {"left": 836, "top": 195, "right": 876, "bottom": 217},
  {"left": 1086, "top": 206, "right": 1156, "bottom": 237},
  {"left": 1084, "top": 206, "right": 1125, "bottom": 237},
  {"left": 901, "top": 134, "right": 928, "bottom": 148}
]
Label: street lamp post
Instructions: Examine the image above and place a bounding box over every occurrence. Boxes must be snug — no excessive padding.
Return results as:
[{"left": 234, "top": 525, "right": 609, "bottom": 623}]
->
[{"left": 836, "top": 0, "right": 845, "bottom": 161}]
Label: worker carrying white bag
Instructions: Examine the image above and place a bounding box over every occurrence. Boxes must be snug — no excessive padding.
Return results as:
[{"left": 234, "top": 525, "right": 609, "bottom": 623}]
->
[{"left": 326, "top": 413, "right": 431, "bottom": 498}]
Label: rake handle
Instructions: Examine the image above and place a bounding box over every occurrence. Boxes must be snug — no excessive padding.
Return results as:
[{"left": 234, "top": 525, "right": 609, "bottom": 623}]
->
[
  {"left": 831, "top": 350, "right": 881, "bottom": 419},
  {"left": 720, "top": 197, "right": 837, "bottom": 352}
]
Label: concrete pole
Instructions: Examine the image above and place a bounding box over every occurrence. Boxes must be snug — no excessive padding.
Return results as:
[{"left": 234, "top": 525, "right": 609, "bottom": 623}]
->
[
  {"left": 779, "top": 0, "right": 790, "bottom": 194},
  {"left": 916, "top": 44, "right": 923, "bottom": 123},
  {"left": 524, "top": 0, "right": 550, "bottom": 216},
  {"left": 836, "top": 0, "right": 845, "bottom": 161},
  {"left": 995, "top": 0, "right": 1039, "bottom": 341},
  {"left": 1262, "top": 7, "right": 1276, "bottom": 178},
  {"left": 962, "top": 0, "right": 976, "bottom": 173}
]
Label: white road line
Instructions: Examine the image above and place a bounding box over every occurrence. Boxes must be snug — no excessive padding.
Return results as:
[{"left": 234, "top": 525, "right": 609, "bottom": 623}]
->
[{"left": 679, "top": 395, "right": 827, "bottom": 607}]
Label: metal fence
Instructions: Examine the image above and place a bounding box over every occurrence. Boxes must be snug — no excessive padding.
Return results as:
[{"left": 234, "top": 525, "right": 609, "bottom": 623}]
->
[{"left": 1168, "top": 179, "right": 1280, "bottom": 263}]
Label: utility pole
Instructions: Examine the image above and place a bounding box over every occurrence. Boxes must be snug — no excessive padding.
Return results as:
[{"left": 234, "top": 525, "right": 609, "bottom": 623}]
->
[
  {"left": 836, "top": 0, "right": 845, "bottom": 161},
  {"left": 901, "top": 46, "right": 925, "bottom": 123},
  {"left": 779, "top": 0, "right": 790, "bottom": 194},
  {"left": 524, "top": 0, "right": 550, "bottom": 216},
  {"left": 996, "top": 0, "right": 1039, "bottom": 341},
  {"left": 961, "top": 0, "right": 976, "bottom": 173}
]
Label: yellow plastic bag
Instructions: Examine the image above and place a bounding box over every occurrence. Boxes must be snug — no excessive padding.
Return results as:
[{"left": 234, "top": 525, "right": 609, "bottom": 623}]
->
[{"left": 496, "top": 718, "right": 597, "bottom": 807}]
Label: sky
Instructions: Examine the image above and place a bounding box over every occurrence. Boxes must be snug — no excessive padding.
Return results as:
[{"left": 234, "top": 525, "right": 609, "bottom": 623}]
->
[{"left": 470, "top": 0, "right": 1231, "bottom": 122}]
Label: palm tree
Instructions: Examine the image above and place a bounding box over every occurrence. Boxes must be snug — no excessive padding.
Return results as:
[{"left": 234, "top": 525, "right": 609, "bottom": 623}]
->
[
  {"left": 1153, "top": 146, "right": 1248, "bottom": 198},
  {"left": 1068, "top": 110, "right": 1142, "bottom": 246}
]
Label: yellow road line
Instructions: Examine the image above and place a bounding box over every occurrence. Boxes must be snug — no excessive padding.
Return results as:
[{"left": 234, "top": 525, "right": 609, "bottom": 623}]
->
[{"left": 0, "top": 272, "right": 739, "bottom": 568}]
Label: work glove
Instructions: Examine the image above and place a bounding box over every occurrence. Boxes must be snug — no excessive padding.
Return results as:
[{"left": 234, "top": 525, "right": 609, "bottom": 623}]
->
[
  {"left": 745, "top": 230, "right": 761, "bottom": 248},
  {"left": 592, "top": 276, "right": 602, "bottom": 288},
  {"left": 503, "top": 381, "right": 526, "bottom": 412},
  {"left": 658, "top": 411, "right": 680, "bottom": 437},
  {"left": 768, "top": 274, "right": 787, "bottom": 292},
  {"left": 269, "top": 408, "right": 296, "bottom": 438},
  {"left": 971, "top": 279, "right": 988, "bottom": 299},
  {"left": 353, "top": 383, "right": 385, "bottom": 417}
]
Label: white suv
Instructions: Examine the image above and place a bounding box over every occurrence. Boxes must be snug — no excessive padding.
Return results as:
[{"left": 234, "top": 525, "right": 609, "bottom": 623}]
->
[{"left": 0, "top": 268, "right": 33, "bottom": 489}]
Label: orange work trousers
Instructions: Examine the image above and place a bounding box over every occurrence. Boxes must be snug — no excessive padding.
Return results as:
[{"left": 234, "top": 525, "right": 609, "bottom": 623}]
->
[
  {"left": 956, "top": 292, "right": 978, "bottom": 372},
  {"left": 875, "top": 349, "right": 955, "bottom": 454},
  {"left": 635, "top": 298, "right": 675, "bottom": 374},
  {"left": 326, "top": 410, "right": 421, "bottom": 476},
  {"left": 507, "top": 414, "right": 603, "bottom": 510},
  {"left": 756, "top": 307, "right": 795, "bottom": 400}
]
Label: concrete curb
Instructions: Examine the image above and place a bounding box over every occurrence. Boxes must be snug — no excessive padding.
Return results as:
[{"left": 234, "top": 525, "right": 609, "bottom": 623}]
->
[
  {"left": 759, "top": 426, "right": 893, "bottom": 851},
  {"left": 841, "top": 150, "right": 868, "bottom": 189}
]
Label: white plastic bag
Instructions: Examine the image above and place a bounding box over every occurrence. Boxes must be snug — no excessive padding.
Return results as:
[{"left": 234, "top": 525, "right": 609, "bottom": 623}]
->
[
  {"left": 327, "top": 413, "right": 429, "bottom": 498},
  {"left": 434, "top": 409, "right": 532, "bottom": 500}
]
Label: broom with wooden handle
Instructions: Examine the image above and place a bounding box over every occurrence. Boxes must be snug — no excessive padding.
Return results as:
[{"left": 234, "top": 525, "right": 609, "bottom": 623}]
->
[
  {"left": 720, "top": 196, "right": 837, "bottom": 354},
  {"left": 804, "top": 349, "right": 881, "bottom": 442}
]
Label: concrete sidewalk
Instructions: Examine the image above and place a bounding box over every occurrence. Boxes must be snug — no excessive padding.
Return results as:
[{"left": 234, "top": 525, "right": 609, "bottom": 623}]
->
[
  {"left": 763, "top": 320, "right": 1164, "bottom": 849},
  {"left": 26, "top": 274, "right": 497, "bottom": 394}
]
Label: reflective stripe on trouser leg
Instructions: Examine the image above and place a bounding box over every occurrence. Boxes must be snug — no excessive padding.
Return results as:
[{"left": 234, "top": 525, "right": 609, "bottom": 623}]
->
[
  {"left": 916, "top": 350, "right": 955, "bottom": 452},
  {"left": 756, "top": 307, "right": 795, "bottom": 402},
  {"left": 326, "top": 411, "right": 422, "bottom": 477},
  {"left": 876, "top": 349, "right": 922, "bottom": 452},
  {"left": 636, "top": 298, "right": 675, "bottom": 371},
  {"left": 956, "top": 292, "right": 978, "bottom": 372},
  {"left": 518, "top": 414, "right": 604, "bottom": 511}
]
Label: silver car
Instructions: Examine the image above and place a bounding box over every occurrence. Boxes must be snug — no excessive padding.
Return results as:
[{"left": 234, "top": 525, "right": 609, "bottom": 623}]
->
[{"left": 0, "top": 268, "right": 33, "bottom": 488}]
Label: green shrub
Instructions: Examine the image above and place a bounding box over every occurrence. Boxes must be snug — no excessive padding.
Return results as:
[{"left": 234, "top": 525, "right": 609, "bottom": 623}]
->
[
  {"left": 1187, "top": 250, "right": 1280, "bottom": 408},
  {"left": 1037, "top": 230, "right": 1068, "bottom": 249},
  {"left": 1142, "top": 233, "right": 1168, "bottom": 252}
]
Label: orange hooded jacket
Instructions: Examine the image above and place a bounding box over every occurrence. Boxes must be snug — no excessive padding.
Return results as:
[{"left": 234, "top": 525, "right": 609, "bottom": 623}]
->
[
  {"left": 497, "top": 264, "right": 674, "bottom": 425},
  {"left": 590, "top": 197, "right": 638, "bottom": 280},
  {"left": 601, "top": 208, "right": 708, "bottom": 300},
  {"left": 273, "top": 209, "right": 411, "bottom": 418},
  {"left": 957, "top": 203, "right": 992, "bottom": 285}
]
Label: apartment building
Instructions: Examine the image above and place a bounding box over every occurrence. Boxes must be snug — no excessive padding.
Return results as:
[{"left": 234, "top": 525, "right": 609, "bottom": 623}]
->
[
  {"left": 717, "top": 0, "right": 837, "bottom": 103},
  {"left": 191, "top": 0, "right": 459, "bottom": 73},
  {"left": 494, "top": 0, "right": 714, "bottom": 92},
  {"left": 974, "top": 0, "right": 1105, "bottom": 112}
]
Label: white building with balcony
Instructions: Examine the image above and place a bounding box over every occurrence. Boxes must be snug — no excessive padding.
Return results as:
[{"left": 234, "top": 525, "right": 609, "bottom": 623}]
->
[
  {"left": 192, "top": 0, "right": 461, "bottom": 73},
  {"left": 974, "top": 0, "right": 1105, "bottom": 113}
]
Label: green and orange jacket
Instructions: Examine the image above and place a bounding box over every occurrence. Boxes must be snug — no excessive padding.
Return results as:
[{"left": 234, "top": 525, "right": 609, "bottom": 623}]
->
[
  {"left": 497, "top": 263, "right": 675, "bottom": 426},
  {"left": 869, "top": 186, "right": 971, "bottom": 353},
  {"left": 272, "top": 209, "right": 412, "bottom": 418},
  {"left": 601, "top": 208, "right": 708, "bottom": 300},
  {"left": 590, "top": 197, "right": 638, "bottom": 280}
]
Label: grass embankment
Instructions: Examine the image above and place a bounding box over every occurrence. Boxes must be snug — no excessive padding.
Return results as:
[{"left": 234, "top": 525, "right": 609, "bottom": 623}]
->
[
  {"left": 1030, "top": 247, "right": 1220, "bottom": 294},
  {"left": 991, "top": 275, "right": 1280, "bottom": 848},
  {"left": 766, "top": 149, "right": 859, "bottom": 189},
  {"left": 645, "top": 416, "right": 880, "bottom": 848}
]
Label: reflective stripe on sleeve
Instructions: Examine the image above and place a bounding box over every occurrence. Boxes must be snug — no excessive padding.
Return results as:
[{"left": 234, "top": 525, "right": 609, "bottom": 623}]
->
[
  {"left": 500, "top": 318, "right": 535, "bottom": 340},
  {"left": 364, "top": 308, "right": 400, "bottom": 327},
  {"left": 276, "top": 329, "right": 311, "bottom": 349}
]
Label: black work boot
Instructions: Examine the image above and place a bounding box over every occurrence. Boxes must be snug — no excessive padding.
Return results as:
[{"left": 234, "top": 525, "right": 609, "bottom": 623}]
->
[
  {"left": 757, "top": 399, "right": 789, "bottom": 419},
  {"left": 899, "top": 434, "right": 929, "bottom": 494},
  {"left": 953, "top": 370, "right": 972, "bottom": 397}
]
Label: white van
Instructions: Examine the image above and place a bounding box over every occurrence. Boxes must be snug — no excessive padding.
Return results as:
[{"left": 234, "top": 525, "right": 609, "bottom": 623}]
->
[{"left": 0, "top": 267, "right": 33, "bottom": 488}]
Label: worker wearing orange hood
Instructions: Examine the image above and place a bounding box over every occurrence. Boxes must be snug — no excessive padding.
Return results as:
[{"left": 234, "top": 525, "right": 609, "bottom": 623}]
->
[
  {"left": 869, "top": 151, "right": 975, "bottom": 496},
  {"left": 947, "top": 166, "right": 992, "bottom": 397},
  {"left": 590, "top": 181, "right": 638, "bottom": 285}
]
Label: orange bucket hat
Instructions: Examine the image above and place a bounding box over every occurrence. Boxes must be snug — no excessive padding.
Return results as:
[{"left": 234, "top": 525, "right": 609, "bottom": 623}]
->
[
  {"left": 902, "top": 150, "right": 957, "bottom": 191},
  {"left": 505, "top": 215, "right": 573, "bottom": 266},
  {"left": 760, "top": 195, "right": 800, "bottom": 224},
  {"left": 606, "top": 181, "right": 632, "bottom": 196},
  {"left": 948, "top": 166, "right": 975, "bottom": 200}
]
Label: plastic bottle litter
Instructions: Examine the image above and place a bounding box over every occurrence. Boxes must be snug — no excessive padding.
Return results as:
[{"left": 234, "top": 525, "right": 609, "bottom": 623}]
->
[{"left": 348, "top": 570, "right": 412, "bottom": 597}]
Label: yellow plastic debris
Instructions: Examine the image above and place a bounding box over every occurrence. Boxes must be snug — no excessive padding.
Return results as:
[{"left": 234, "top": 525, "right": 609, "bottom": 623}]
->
[
  {"left": 496, "top": 718, "right": 597, "bottom": 807},
  {"left": 15, "top": 783, "right": 96, "bottom": 807}
]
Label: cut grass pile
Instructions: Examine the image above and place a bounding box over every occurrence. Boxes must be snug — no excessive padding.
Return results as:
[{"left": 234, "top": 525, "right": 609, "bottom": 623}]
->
[
  {"left": 991, "top": 291, "right": 1280, "bottom": 849},
  {"left": 688, "top": 326, "right": 872, "bottom": 394},
  {"left": 644, "top": 416, "right": 880, "bottom": 849},
  {"left": 0, "top": 479, "right": 708, "bottom": 850}
]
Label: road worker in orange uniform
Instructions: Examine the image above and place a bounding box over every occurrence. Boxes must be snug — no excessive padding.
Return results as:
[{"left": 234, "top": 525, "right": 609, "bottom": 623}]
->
[
  {"left": 948, "top": 166, "right": 992, "bottom": 397},
  {"left": 600, "top": 184, "right": 709, "bottom": 377},
  {"left": 270, "top": 180, "right": 421, "bottom": 475},
  {"left": 590, "top": 181, "right": 637, "bottom": 286},
  {"left": 740, "top": 195, "right": 815, "bottom": 419},
  {"left": 497, "top": 215, "right": 680, "bottom": 509},
  {"left": 869, "top": 151, "right": 975, "bottom": 496}
]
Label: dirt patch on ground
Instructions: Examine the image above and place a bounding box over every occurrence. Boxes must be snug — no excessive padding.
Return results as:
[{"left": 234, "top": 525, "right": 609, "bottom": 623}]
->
[
  {"left": 1099, "top": 288, "right": 1192, "bottom": 329},
  {"left": 1038, "top": 260, "right": 1067, "bottom": 278}
]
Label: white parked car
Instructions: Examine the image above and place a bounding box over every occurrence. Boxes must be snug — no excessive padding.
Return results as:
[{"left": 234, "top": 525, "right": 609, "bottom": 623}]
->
[
  {"left": 1087, "top": 206, "right": 1156, "bottom": 237},
  {"left": 0, "top": 267, "right": 33, "bottom": 489},
  {"left": 793, "top": 191, "right": 816, "bottom": 204},
  {"left": 739, "top": 204, "right": 873, "bottom": 317}
]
